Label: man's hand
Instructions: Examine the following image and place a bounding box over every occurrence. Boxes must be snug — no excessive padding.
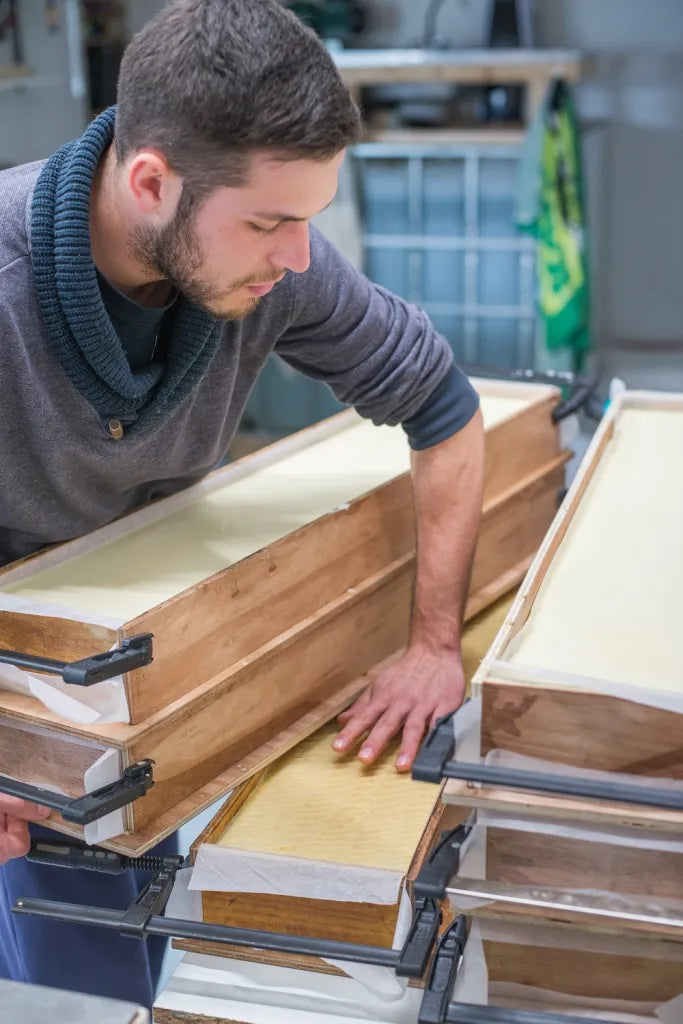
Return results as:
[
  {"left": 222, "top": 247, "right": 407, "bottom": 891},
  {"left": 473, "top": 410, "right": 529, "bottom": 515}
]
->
[
  {"left": 332, "top": 646, "right": 465, "bottom": 770},
  {"left": 0, "top": 796, "right": 51, "bottom": 865}
]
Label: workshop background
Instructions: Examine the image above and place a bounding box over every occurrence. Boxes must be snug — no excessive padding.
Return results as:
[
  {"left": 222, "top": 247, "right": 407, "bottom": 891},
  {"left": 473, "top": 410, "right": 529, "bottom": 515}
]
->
[{"left": 1, "top": 0, "right": 682, "bottom": 438}]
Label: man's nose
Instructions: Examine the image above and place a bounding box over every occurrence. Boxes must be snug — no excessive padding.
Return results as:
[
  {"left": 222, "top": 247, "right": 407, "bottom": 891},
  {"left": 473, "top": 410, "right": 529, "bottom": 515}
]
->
[{"left": 272, "top": 221, "right": 311, "bottom": 274}]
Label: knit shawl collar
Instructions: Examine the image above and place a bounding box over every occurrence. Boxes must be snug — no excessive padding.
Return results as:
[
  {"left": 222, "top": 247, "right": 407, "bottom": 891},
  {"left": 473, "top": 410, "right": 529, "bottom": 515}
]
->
[{"left": 31, "top": 107, "right": 221, "bottom": 432}]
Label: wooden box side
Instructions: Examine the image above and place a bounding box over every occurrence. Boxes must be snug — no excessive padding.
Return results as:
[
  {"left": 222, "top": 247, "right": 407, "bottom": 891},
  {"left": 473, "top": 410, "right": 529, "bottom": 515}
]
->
[
  {"left": 467, "top": 456, "right": 567, "bottom": 616},
  {"left": 481, "top": 392, "right": 560, "bottom": 503},
  {"left": 485, "top": 825, "right": 683, "bottom": 901},
  {"left": 122, "top": 472, "right": 415, "bottom": 723},
  {"left": 484, "top": 936, "right": 683, "bottom": 1003},
  {"left": 480, "top": 679, "right": 683, "bottom": 779}
]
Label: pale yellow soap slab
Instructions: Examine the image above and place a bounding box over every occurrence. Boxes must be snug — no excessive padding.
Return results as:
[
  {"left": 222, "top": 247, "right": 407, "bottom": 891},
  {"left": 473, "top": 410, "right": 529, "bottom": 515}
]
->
[
  {"left": 5, "top": 392, "right": 522, "bottom": 621},
  {"left": 217, "top": 723, "right": 438, "bottom": 873},
  {"left": 508, "top": 408, "right": 683, "bottom": 693}
]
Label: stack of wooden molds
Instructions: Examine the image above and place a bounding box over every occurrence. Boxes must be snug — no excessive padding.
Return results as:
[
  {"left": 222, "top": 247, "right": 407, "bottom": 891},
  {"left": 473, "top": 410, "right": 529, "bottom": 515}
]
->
[
  {"left": 0, "top": 379, "right": 567, "bottom": 854},
  {"left": 170, "top": 391, "right": 683, "bottom": 1024},
  {"left": 440, "top": 389, "right": 683, "bottom": 1017}
]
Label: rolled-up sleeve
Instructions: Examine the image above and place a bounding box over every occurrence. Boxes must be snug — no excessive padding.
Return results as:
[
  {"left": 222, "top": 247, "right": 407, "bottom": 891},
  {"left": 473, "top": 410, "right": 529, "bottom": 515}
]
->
[{"left": 275, "top": 226, "right": 479, "bottom": 430}]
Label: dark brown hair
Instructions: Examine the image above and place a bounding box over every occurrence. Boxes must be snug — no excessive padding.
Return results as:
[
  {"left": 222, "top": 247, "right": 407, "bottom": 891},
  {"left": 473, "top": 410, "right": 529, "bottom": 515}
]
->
[{"left": 115, "top": 0, "right": 362, "bottom": 194}]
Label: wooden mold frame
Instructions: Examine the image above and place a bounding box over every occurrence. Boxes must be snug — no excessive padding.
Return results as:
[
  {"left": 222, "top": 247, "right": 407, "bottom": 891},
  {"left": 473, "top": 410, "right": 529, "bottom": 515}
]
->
[
  {"left": 446, "top": 811, "right": 683, "bottom": 943},
  {"left": 0, "top": 383, "right": 568, "bottom": 853},
  {"left": 175, "top": 788, "right": 462, "bottom": 981},
  {"left": 479, "top": 917, "right": 683, "bottom": 1008},
  {"left": 468, "top": 389, "right": 683, "bottom": 786},
  {"left": 0, "top": 379, "right": 564, "bottom": 726}
]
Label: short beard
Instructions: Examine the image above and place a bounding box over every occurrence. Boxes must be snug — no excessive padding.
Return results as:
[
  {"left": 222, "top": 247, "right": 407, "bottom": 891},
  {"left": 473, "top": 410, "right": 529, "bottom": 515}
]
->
[{"left": 129, "top": 190, "right": 257, "bottom": 321}]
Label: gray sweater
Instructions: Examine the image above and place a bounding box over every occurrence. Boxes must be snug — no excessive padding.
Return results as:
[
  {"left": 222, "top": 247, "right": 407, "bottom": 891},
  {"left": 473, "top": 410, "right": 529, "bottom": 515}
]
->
[{"left": 0, "top": 160, "right": 478, "bottom": 566}]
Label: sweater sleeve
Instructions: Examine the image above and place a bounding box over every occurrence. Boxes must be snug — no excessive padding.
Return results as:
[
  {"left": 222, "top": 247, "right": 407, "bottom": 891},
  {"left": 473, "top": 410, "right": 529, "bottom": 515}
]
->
[{"left": 275, "top": 226, "right": 479, "bottom": 428}]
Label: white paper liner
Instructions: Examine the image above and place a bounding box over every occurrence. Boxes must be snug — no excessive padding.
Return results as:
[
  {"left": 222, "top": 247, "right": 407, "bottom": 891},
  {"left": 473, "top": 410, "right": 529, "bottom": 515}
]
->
[
  {"left": 0, "top": 593, "right": 129, "bottom": 723},
  {"left": 190, "top": 844, "right": 404, "bottom": 906},
  {"left": 82, "top": 748, "right": 126, "bottom": 844},
  {"left": 156, "top": 951, "right": 423, "bottom": 1023}
]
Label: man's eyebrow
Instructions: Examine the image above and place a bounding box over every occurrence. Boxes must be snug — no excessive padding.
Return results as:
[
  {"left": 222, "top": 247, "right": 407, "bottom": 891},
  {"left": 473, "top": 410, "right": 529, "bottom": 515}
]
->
[{"left": 250, "top": 198, "right": 335, "bottom": 222}]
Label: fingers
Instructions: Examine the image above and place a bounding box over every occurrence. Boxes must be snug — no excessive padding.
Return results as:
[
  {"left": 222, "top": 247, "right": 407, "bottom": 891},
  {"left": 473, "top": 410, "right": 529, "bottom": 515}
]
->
[
  {"left": 0, "top": 795, "right": 51, "bottom": 822},
  {"left": 396, "top": 709, "right": 431, "bottom": 771},
  {"left": 336, "top": 688, "right": 371, "bottom": 727},
  {"left": 332, "top": 697, "right": 385, "bottom": 754},
  {"left": 355, "top": 707, "right": 407, "bottom": 766},
  {"left": 0, "top": 814, "right": 31, "bottom": 865}
]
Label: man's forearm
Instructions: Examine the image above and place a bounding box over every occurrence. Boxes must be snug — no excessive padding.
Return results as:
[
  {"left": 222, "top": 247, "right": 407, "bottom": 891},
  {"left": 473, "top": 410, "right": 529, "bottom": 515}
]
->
[{"left": 409, "top": 408, "right": 485, "bottom": 653}]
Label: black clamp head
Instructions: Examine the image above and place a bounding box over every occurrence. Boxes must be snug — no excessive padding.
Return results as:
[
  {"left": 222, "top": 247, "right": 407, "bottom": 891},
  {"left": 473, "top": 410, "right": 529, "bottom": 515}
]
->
[{"left": 412, "top": 711, "right": 456, "bottom": 784}]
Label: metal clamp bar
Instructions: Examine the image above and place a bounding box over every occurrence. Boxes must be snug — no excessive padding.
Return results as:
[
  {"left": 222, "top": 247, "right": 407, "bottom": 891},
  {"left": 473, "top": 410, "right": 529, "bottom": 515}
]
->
[
  {"left": 441, "top": 761, "right": 683, "bottom": 812},
  {"left": 15, "top": 872, "right": 440, "bottom": 977},
  {"left": 445, "top": 1006, "right": 628, "bottom": 1024},
  {"left": 12, "top": 899, "right": 402, "bottom": 970},
  {"left": 0, "top": 633, "right": 154, "bottom": 686},
  {"left": 0, "top": 760, "right": 155, "bottom": 825}
]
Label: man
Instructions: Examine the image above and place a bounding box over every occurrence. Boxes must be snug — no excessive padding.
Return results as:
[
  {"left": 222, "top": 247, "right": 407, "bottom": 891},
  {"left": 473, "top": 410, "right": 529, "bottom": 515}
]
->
[{"left": 0, "top": 0, "right": 483, "bottom": 1007}]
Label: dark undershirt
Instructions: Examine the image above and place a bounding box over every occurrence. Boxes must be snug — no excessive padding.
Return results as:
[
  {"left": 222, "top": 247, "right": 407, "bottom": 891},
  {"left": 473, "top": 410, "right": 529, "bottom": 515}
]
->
[
  {"left": 97, "top": 270, "right": 178, "bottom": 370},
  {"left": 97, "top": 271, "right": 472, "bottom": 447}
]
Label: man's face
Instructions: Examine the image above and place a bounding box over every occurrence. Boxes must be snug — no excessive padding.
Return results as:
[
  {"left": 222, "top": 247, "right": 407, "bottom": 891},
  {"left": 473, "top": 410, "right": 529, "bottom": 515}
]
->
[{"left": 131, "top": 151, "right": 344, "bottom": 319}]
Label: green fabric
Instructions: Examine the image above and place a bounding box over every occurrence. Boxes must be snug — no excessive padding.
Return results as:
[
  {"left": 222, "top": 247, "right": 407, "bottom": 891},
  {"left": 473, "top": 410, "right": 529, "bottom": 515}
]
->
[{"left": 517, "top": 81, "right": 590, "bottom": 371}]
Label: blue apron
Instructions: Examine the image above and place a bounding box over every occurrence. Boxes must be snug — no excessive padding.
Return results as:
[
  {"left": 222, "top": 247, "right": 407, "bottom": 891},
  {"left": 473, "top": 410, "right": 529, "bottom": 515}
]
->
[{"left": 0, "top": 824, "right": 179, "bottom": 1009}]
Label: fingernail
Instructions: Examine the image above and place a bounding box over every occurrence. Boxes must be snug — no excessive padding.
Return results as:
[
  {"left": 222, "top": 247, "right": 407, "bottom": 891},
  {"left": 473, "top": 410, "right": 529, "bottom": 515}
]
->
[
  {"left": 359, "top": 746, "right": 373, "bottom": 761},
  {"left": 332, "top": 738, "right": 345, "bottom": 751},
  {"left": 396, "top": 754, "right": 410, "bottom": 769},
  {"left": 38, "top": 805, "right": 52, "bottom": 817}
]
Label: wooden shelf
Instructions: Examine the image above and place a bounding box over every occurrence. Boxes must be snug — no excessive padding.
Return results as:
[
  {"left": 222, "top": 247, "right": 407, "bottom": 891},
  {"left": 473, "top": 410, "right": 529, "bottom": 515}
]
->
[
  {"left": 362, "top": 126, "right": 525, "bottom": 147},
  {"left": 335, "top": 48, "right": 582, "bottom": 125}
]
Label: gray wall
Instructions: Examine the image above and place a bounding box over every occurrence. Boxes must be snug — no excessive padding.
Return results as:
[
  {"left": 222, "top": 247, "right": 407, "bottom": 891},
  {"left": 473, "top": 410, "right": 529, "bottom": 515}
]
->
[
  {"left": 0, "top": 0, "right": 87, "bottom": 167},
  {"left": 360, "top": 0, "right": 683, "bottom": 372}
]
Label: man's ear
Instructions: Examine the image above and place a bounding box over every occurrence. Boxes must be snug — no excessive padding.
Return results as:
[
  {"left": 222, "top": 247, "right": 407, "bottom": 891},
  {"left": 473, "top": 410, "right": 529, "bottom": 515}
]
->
[{"left": 127, "top": 150, "right": 182, "bottom": 221}]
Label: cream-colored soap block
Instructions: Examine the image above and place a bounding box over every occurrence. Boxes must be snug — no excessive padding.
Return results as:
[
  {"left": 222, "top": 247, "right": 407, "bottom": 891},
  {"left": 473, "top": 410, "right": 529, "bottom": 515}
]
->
[
  {"left": 5, "top": 392, "right": 517, "bottom": 621},
  {"left": 217, "top": 723, "right": 438, "bottom": 873},
  {"left": 508, "top": 409, "right": 683, "bottom": 693}
]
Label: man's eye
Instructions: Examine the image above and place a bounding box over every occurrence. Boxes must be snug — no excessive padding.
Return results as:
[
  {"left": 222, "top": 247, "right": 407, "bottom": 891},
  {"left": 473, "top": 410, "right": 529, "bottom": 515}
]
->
[{"left": 250, "top": 222, "right": 279, "bottom": 234}]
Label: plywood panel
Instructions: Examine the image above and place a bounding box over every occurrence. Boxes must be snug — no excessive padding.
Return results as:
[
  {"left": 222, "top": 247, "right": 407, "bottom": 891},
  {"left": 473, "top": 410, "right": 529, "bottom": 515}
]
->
[
  {"left": 0, "top": 719, "right": 107, "bottom": 798},
  {"left": 486, "top": 827, "right": 683, "bottom": 900},
  {"left": 481, "top": 682, "right": 683, "bottom": 778},
  {"left": 484, "top": 940, "right": 683, "bottom": 1002}
]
